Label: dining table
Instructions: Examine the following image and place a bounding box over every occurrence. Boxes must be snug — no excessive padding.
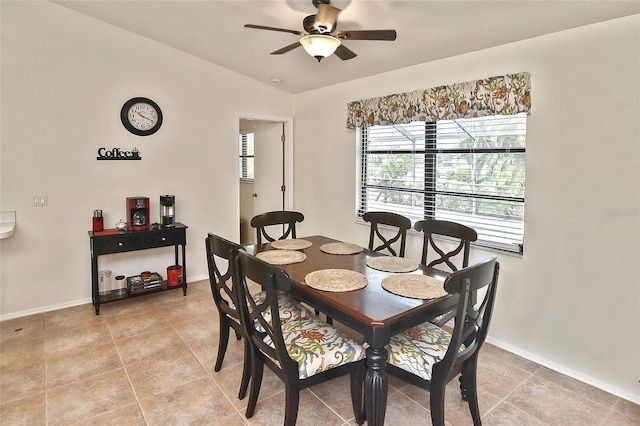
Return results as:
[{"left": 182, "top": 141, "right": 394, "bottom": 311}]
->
[{"left": 245, "top": 235, "right": 456, "bottom": 426}]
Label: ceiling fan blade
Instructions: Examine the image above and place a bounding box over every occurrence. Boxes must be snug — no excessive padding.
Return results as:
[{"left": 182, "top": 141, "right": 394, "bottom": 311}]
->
[
  {"left": 336, "top": 29, "right": 397, "bottom": 41},
  {"left": 334, "top": 44, "right": 357, "bottom": 61},
  {"left": 244, "top": 24, "right": 304, "bottom": 36},
  {"left": 314, "top": 4, "right": 341, "bottom": 33},
  {"left": 271, "top": 42, "right": 302, "bottom": 55}
]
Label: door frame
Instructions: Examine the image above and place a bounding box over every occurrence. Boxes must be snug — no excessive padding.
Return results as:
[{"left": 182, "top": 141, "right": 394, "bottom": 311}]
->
[{"left": 235, "top": 112, "right": 294, "bottom": 240}]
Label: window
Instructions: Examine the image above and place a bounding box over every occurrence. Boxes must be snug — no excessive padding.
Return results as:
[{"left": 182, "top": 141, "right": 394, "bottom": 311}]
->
[
  {"left": 358, "top": 113, "right": 526, "bottom": 253},
  {"left": 239, "top": 132, "right": 254, "bottom": 181}
]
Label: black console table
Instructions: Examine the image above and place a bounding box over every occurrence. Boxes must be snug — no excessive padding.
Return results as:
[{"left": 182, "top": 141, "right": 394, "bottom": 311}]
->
[{"left": 89, "top": 223, "right": 188, "bottom": 315}]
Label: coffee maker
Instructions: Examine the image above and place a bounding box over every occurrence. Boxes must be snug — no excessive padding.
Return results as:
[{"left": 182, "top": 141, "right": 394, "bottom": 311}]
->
[
  {"left": 159, "top": 195, "right": 175, "bottom": 228},
  {"left": 126, "top": 197, "right": 150, "bottom": 232}
]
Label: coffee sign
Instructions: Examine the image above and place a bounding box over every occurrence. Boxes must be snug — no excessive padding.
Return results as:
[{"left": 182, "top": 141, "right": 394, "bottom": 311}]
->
[{"left": 97, "top": 147, "right": 141, "bottom": 160}]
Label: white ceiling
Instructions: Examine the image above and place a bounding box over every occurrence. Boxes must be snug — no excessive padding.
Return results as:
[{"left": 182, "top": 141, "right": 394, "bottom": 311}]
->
[{"left": 54, "top": 0, "right": 640, "bottom": 94}]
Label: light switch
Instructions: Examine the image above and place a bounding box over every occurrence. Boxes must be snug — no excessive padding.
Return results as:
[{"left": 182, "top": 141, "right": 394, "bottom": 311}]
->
[{"left": 33, "top": 194, "right": 47, "bottom": 206}]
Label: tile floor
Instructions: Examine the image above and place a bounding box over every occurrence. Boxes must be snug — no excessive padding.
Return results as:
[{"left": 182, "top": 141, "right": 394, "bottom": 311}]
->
[{"left": 1, "top": 279, "right": 638, "bottom": 425}]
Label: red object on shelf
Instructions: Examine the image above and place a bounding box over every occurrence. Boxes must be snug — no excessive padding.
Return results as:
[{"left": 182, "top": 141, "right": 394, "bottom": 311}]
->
[{"left": 167, "top": 265, "right": 183, "bottom": 287}]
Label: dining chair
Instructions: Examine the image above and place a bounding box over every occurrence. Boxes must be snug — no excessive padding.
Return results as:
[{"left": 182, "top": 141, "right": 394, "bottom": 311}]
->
[
  {"left": 362, "top": 211, "right": 412, "bottom": 257},
  {"left": 414, "top": 219, "right": 478, "bottom": 272},
  {"left": 386, "top": 256, "right": 500, "bottom": 426},
  {"left": 233, "top": 249, "right": 366, "bottom": 426},
  {"left": 205, "top": 233, "right": 309, "bottom": 400},
  {"left": 250, "top": 210, "right": 304, "bottom": 245},
  {"left": 414, "top": 219, "right": 478, "bottom": 326}
]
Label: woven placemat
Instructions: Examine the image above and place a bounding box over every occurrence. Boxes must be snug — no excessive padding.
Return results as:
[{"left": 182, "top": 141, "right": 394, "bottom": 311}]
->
[
  {"left": 305, "top": 269, "right": 368, "bottom": 292},
  {"left": 320, "top": 242, "right": 364, "bottom": 255},
  {"left": 256, "top": 250, "right": 307, "bottom": 265},
  {"left": 270, "top": 239, "right": 312, "bottom": 250},
  {"left": 381, "top": 274, "right": 447, "bottom": 300},
  {"left": 366, "top": 256, "right": 419, "bottom": 273}
]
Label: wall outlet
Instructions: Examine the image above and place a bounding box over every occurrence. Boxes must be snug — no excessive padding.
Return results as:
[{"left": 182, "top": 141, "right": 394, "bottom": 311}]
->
[{"left": 32, "top": 195, "right": 47, "bottom": 206}]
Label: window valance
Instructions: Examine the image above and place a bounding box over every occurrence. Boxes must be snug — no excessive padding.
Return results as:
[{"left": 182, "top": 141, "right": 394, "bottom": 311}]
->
[{"left": 346, "top": 72, "right": 531, "bottom": 129}]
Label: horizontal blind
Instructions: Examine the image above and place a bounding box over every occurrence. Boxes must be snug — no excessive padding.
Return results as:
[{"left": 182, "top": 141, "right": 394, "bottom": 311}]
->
[
  {"left": 360, "top": 113, "right": 526, "bottom": 252},
  {"left": 239, "top": 132, "right": 255, "bottom": 180}
]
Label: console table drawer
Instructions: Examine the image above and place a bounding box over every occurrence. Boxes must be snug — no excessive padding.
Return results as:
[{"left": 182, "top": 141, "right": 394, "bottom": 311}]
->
[
  {"left": 93, "top": 233, "right": 145, "bottom": 254},
  {"left": 143, "top": 228, "right": 184, "bottom": 248}
]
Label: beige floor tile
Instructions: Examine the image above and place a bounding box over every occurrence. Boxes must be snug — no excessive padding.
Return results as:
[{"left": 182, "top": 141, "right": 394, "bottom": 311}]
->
[
  {"left": 46, "top": 369, "right": 135, "bottom": 425},
  {"left": 0, "top": 360, "right": 45, "bottom": 404},
  {"left": 139, "top": 376, "right": 237, "bottom": 424},
  {"left": 506, "top": 375, "right": 612, "bottom": 425},
  {"left": 44, "top": 304, "right": 104, "bottom": 333},
  {"left": 46, "top": 341, "right": 121, "bottom": 389},
  {"left": 382, "top": 389, "right": 430, "bottom": 425},
  {"left": 245, "top": 388, "right": 344, "bottom": 426},
  {"left": 106, "top": 308, "right": 171, "bottom": 340},
  {"left": 615, "top": 398, "right": 640, "bottom": 422},
  {"left": 0, "top": 335, "right": 44, "bottom": 369},
  {"left": 45, "top": 321, "right": 111, "bottom": 357},
  {"left": 114, "top": 326, "right": 187, "bottom": 365},
  {"left": 125, "top": 342, "right": 207, "bottom": 399},
  {"left": 535, "top": 365, "right": 618, "bottom": 408},
  {"left": 308, "top": 373, "right": 361, "bottom": 422},
  {"left": 476, "top": 348, "right": 534, "bottom": 400},
  {"left": 0, "top": 393, "right": 46, "bottom": 425},
  {"left": 82, "top": 403, "right": 146, "bottom": 425},
  {"left": 0, "top": 314, "right": 44, "bottom": 344},
  {"left": 483, "top": 401, "right": 548, "bottom": 426}
]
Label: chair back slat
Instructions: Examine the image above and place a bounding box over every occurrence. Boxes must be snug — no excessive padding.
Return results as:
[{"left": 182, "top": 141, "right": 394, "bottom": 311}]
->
[
  {"left": 414, "top": 219, "right": 478, "bottom": 271},
  {"left": 206, "top": 233, "right": 243, "bottom": 320},
  {"left": 250, "top": 211, "right": 304, "bottom": 245},
  {"left": 233, "top": 250, "right": 298, "bottom": 373},
  {"left": 362, "top": 211, "right": 412, "bottom": 257},
  {"left": 440, "top": 256, "right": 499, "bottom": 370}
]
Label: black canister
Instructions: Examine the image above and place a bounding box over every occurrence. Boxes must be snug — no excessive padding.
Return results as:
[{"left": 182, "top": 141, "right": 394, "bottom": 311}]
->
[{"left": 160, "top": 195, "right": 175, "bottom": 228}]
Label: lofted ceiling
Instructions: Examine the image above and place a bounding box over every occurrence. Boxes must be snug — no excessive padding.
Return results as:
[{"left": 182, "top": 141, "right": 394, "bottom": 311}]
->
[{"left": 53, "top": 0, "right": 640, "bottom": 94}]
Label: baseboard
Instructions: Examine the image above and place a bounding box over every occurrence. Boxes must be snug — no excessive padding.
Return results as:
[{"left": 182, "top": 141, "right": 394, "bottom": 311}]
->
[
  {"left": 0, "top": 274, "right": 210, "bottom": 322},
  {"left": 486, "top": 336, "right": 640, "bottom": 405}
]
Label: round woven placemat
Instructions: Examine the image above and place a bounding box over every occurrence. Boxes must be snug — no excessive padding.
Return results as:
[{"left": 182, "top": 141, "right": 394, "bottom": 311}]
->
[
  {"left": 270, "top": 239, "right": 312, "bottom": 250},
  {"left": 366, "top": 256, "right": 419, "bottom": 273},
  {"left": 381, "top": 274, "right": 447, "bottom": 300},
  {"left": 305, "top": 269, "right": 368, "bottom": 292},
  {"left": 256, "top": 250, "right": 307, "bottom": 265},
  {"left": 320, "top": 242, "right": 364, "bottom": 255}
]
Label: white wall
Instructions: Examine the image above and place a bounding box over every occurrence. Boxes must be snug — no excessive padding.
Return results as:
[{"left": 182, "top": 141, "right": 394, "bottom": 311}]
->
[
  {"left": 292, "top": 16, "right": 640, "bottom": 402},
  {"left": 0, "top": 2, "right": 292, "bottom": 314}
]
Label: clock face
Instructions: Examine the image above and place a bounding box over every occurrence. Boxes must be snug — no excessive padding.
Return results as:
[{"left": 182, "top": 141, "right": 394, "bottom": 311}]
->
[{"left": 121, "top": 97, "right": 163, "bottom": 136}]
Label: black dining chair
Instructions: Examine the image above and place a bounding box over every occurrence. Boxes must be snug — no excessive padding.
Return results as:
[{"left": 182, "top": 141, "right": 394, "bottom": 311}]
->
[
  {"left": 414, "top": 219, "right": 478, "bottom": 326},
  {"left": 233, "top": 249, "right": 366, "bottom": 426},
  {"left": 414, "top": 219, "right": 478, "bottom": 272},
  {"left": 386, "top": 256, "right": 500, "bottom": 426},
  {"left": 362, "top": 211, "right": 412, "bottom": 257},
  {"left": 250, "top": 210, "right": 304, "bottom": 245},
  {"left": 205, "top": 233, "right": 309, "bottom": 400}
]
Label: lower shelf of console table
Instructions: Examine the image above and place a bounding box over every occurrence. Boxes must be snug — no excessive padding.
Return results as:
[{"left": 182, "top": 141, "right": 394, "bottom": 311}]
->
[{"left": 89, "top": 223, "right": 188, "bottom": 315}]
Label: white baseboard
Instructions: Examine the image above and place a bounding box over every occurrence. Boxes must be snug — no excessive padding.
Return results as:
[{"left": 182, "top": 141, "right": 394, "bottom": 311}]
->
[
  {"left": 486, "top": 336, "right": 640, "bottom": 405},
  {"left": 0, "top": 274, "right": 210, "bottom": 322}
]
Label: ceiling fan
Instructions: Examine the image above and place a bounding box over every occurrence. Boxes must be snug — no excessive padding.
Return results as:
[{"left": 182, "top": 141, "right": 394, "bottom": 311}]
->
[{"left": 244, "top": 0, "right": 397, "bottom": 62}]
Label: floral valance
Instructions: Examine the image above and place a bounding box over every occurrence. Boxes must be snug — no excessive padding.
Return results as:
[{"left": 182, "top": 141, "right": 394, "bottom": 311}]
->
[{"left": 346, "top": 72, "right": 531, "bottom": 129}]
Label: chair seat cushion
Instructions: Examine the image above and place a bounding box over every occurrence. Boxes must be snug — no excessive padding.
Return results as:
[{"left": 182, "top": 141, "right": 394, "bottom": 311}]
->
[
  {"left": 387, "top": 322, "right": 454, "bottom": 381},
  {"left": 278, "top": 317, "right": 366, "bottom": 379},
  {"left": 254, "top": 290, "right": 312, "bottom": 323}
]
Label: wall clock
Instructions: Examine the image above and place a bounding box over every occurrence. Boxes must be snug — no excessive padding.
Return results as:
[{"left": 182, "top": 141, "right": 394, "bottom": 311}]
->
[{"left": 120, "top": 97, "right": 163, "bottom": 136}]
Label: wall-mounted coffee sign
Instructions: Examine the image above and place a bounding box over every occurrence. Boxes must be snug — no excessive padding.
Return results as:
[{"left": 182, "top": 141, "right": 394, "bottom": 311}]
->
[{"left": 97, "top": 147, "right": 141, "bottom": 160}]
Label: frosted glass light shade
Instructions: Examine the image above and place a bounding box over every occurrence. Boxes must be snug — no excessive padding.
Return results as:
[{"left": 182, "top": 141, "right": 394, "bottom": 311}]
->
[{"left": 300, "top": 35, "right": 341, "bottom": 61}]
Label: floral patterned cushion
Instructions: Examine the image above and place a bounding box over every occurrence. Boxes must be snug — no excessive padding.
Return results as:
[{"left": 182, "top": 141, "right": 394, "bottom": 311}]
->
[
  {"left": 388, "top": 322, "right": 458, "bottom": 381},
  {"left": 253, "top": 290, "right": 312, "bottom": 323},
  {"left": 267, "top": 316, "right": 366, "bottom": 379}
]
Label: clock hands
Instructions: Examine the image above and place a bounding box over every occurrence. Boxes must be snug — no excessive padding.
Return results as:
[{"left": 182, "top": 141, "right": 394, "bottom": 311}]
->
[{"left": 135, "top": 111, "right": 153, "bottom": 122}]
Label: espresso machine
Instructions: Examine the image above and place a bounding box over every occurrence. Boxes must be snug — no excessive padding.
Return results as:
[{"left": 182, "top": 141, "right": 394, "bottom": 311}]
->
[
  {"left": 126, "top": 196, "right": 150, "bottom": 231},
  {"left": 160, "top": 195, "right": 175, "bottom": 228}
]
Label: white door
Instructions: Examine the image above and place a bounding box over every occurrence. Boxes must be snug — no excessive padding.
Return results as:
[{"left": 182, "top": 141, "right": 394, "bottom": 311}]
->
[
  {"left": 253, "top": 122, "right": 284, "bottom": 214},
  {"left": 237, "top": 115, "right": 293, "bottom": 244}
]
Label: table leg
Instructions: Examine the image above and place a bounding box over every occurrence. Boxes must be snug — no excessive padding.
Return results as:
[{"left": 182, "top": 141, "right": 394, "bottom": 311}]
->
[{"left": 365, "top": 345, "right": 388, "bottom": 426}]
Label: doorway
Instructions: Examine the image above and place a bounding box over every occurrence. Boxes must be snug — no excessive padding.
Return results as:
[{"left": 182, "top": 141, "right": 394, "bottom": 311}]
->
[{"left": 236, "top": 114, "right": 293, "bottom": 245}]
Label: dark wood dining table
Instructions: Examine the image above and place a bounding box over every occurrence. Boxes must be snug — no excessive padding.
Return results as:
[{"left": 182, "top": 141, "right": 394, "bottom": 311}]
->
[{"left": 246, "top": 235, "right": 456, "bottom": 426}]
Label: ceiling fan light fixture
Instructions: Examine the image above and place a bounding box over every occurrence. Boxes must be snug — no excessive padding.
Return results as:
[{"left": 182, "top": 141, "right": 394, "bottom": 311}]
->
[{"left": 300, "top": 34, "right": 341, "bottom": 62}]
